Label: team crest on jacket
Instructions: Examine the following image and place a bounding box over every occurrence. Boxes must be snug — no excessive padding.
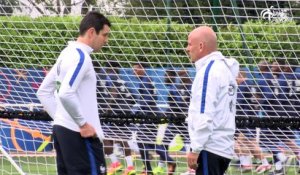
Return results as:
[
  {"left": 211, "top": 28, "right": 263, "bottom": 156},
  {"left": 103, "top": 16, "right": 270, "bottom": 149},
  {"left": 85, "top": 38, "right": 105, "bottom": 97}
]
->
[
  {"left": 228, "top": 84, "right": 235, "bottom": 96},
  {"left": 100, "top": 165, "right": 106, "bottom": 174}
]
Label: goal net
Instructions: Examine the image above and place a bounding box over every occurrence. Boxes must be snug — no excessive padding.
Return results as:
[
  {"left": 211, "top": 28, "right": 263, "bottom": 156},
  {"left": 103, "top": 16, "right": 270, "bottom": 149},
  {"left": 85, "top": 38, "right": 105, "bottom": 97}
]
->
[{"left": 0, "top": 0, "right": 300, "bottom": 174}]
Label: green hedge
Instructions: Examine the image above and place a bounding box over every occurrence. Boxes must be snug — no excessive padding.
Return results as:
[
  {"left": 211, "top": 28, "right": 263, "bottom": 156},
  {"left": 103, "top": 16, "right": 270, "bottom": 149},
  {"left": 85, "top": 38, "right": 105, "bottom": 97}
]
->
[
  {"left": 243, "top": 20, "right": 299, "bottom": 65},
  {"left": 0, "top": 16, "right": 298, "bottom": 68},
  {"left": 218, "top": 21, "right": 300, "bottom": 65}
]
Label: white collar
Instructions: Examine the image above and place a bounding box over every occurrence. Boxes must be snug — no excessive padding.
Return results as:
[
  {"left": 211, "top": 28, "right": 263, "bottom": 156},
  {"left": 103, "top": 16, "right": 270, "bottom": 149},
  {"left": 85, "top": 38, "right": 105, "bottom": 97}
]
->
[
  {"left": 68, "top": 41, "right": 94, "bottom": 54},
  {"left": 194, "top": 51, "right": 223, "bottom": 72}
]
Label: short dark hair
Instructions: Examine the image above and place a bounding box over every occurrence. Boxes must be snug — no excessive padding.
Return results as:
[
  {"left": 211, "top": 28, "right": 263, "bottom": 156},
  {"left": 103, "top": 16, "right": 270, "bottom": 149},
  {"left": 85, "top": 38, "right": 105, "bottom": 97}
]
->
[
  {"left": 133, "top": 62, "right": 148, "bottom": 69},
  {"left": 165, "top": 69, "right": 177, "bottom": 84},
  {"left": 106, "top": 60, "right": 121, "bottom": 68},
  {"left": 79, "top": 11, "right": 111, "bottom": 35}
]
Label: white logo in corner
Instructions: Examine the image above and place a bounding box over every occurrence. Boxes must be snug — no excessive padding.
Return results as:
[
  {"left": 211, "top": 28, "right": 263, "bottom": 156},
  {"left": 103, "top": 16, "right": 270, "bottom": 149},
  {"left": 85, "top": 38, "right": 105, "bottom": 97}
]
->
[
  {"left": 100, "top": 165, "right": 106, "bottom": 174},
  {"left": 260, "top": 6, "right": 292, "bottom": 23}
]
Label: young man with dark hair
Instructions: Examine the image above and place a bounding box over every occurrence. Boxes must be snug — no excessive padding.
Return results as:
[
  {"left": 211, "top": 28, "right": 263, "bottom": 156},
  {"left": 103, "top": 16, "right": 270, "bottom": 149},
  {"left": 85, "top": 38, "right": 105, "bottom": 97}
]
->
[{"left": 37, "top": 11, "right": 111, "bottom": 175}]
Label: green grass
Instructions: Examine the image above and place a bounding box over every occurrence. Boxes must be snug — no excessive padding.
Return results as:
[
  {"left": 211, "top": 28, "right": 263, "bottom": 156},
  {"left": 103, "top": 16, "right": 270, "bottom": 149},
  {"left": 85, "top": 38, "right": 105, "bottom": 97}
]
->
[
  {"left": 227, "top": 166, "right": 299, "bottom": 175},
  {"left": 1, "top": 156, "right": 299, "bottom": 175},
  {"left": 1, "top": 156, "right": 56, "bottom": 175}
]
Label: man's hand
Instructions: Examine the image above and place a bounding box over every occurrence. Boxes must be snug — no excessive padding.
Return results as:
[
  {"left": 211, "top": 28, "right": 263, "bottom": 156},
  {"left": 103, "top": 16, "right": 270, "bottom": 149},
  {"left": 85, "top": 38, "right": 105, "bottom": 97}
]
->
[
  {"left": 80, "top": 123, "right": 96, "bottom": 138},
  {"left": 187, "top": 152, "right": 199, "bottom": 170}
]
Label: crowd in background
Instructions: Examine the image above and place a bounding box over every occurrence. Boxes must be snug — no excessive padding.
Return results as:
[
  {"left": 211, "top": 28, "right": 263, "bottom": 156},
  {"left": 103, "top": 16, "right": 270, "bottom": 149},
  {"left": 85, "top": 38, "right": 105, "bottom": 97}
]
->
[
  {"left": 235, "top": 59, "right": 300, "bottom": 174},
  {"left": 94, "top": 59, "right": 300, "bottom": 175},
  {"left": 95, "top": 59, "right": 300, "bottom": 120},
  {"left": 94, "top": 61, "right": 192, "bottom": 175},
  {"left": 95, "top": 61, "right": 192, "bottom": 117},
  {"left": 237, "top": 60, "right": 300, "bottom": 119}
]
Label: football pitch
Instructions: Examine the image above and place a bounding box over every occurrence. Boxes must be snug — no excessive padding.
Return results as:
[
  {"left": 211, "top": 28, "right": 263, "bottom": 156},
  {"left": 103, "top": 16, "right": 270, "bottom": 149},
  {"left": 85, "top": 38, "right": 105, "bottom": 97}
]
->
[{"left": 1, "top": 156, "right": 299, "bottom": 175}]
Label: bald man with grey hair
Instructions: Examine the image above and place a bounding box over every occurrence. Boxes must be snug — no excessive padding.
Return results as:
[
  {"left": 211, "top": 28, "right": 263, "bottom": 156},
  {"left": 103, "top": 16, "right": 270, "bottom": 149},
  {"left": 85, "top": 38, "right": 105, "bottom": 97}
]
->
[{"left": 186, "top": 26, "right": 239, "bottom": 175}]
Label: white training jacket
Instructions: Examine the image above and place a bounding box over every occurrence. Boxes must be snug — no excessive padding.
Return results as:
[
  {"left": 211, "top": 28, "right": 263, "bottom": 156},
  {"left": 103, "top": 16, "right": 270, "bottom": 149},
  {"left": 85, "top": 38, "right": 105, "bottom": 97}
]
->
[
  {"left": 37, "top": 41, "right": 104, "bottom": 141},
  {"left": 188, "top": 51, "right": 239, "bottom": 159}
]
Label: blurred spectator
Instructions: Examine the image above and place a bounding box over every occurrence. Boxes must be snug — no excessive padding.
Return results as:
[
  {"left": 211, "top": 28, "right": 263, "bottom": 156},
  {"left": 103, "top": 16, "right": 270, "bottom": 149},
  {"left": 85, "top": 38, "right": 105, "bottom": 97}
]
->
[
  {"left": 235, "top": 71, "right": 271, "bottom": 173},
  {"left": 132, "top": 62, "right": 158, "bottom": 115},
  {"left": 104, "top": 61, "right": 135, "bottom": 114},
  {"left": 94, "top": 61, "right": 109, "bottom": 114},
  {"left": 256, "top": 60, "right": 286, "bottom": 174},
  {"left": 281, "top": 64, "right": 300, "bottom": 117},
  {"left": 177, "top": 70, "right": 192, "bottom": 115},
  {"left": 164, "top": 69, "right": 181, "bottom": 114},
  {"left": 95, "top": 61, "right": 135, "bottom": 114},
  {"left": 236, "top": 71, "right": 259, "bottom": 117},
  {"left": 258, "top": 60, "right": 300, "bottom": 174},
  {"left": 132, "top": 63, "right": 176, "bottom": 175},
  {"left": 94, "top": 60, "right": 136, "bottom": 175},
  {"left": 274, "top": 61, "right": 300, "bottom": 174},
  {"left": 255, "top": 60, "right": 274, "bottom": 117},
  {"left": 257, "top": 60, "right": 271, "bottom": 77},
  {"left": 164, "top": 69, "right": 192, "bottom": 116},
  {"left": 164, "top": 69, "right": 191, "bottom": 174},
  {"left": 175, "top": 70, "right": 193, "bottom": 175}
]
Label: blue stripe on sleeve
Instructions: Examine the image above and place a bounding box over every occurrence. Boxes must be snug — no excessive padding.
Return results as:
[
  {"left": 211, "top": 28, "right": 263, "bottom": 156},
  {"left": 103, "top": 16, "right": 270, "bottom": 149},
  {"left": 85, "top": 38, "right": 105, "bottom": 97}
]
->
[
  {"left": 69, "top": 48, "right": 85, "bottom": 86},
  {"left": 85, "top": 139, "right": 97, "bottom": 175},
  {"left": 200, "top": 60, "right": 215, "bottom": 113},
  {"left": 202, "top": 150, "right": 208, "bottom": 175}
]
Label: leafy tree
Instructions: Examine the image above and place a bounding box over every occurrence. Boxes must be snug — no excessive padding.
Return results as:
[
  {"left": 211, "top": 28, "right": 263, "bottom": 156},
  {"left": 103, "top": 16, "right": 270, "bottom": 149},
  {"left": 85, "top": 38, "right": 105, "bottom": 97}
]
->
[
  {"left": 81, "top": 0, "right": 97, "bottom": 14},
  {"left": 124, "top": 0, "right": 299, "bottom": 24},
  {"left": 0, "top": 0, "right": 18, "bottom": 16},
  {"left": 0, "top": 16, "right": 298, "bottom": 68},
  {"left": 17, "top": 0, "right": 97, "bottom": 16}
]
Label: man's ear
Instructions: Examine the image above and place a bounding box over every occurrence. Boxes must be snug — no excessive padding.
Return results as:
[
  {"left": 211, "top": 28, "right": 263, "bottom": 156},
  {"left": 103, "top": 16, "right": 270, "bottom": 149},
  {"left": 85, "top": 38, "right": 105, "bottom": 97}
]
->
[
  {"left": 199, "top": 42, "right": 204, "bottom": 52},
  {"left": 86, "top": 27, "right": 96, "bottom": 38}
]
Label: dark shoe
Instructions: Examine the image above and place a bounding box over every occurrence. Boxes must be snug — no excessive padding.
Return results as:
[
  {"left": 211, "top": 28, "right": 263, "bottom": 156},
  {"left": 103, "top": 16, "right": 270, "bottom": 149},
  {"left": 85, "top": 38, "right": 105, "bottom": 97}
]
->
[{"left": 268, "top": 169, "right": 285, "bottom": 175}]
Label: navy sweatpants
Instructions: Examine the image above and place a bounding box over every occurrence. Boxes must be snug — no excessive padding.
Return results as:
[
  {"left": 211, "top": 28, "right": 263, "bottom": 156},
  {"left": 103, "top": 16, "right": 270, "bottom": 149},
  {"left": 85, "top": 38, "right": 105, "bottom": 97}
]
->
[
  {"left": 53, "top": 125, "right": 106, "bottom": 175},
  {"left": 196, "top": 150, "right": 231, "bottom": 175}
]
